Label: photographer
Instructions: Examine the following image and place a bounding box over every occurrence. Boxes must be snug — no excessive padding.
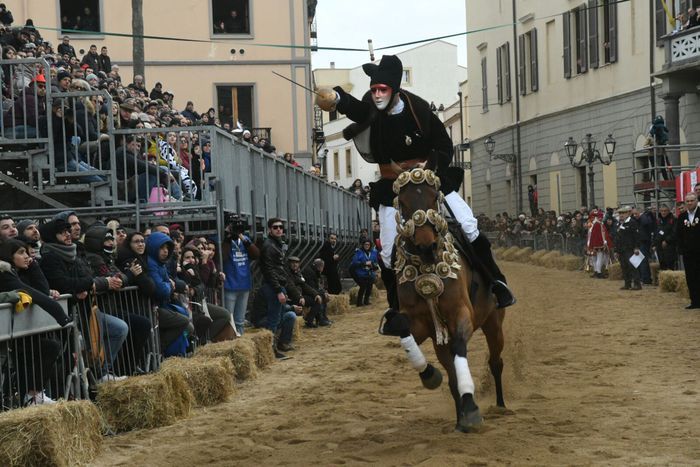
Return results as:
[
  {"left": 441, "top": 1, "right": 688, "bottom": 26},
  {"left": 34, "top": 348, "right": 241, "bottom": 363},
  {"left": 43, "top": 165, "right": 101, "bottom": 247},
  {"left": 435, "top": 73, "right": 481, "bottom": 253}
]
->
[
  {"left": 222, "top": 215, "right": 259, "bottom": 335},
  {"left": 350, "top": 239, "right": 379, "bottom": 307}
]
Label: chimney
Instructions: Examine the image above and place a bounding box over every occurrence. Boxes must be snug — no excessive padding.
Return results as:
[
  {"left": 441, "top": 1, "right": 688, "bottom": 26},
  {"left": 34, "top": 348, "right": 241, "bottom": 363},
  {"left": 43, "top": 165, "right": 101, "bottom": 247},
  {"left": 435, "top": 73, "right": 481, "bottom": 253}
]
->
[{"left": 330, "top": 62, "right": 335, "bottom": 69}]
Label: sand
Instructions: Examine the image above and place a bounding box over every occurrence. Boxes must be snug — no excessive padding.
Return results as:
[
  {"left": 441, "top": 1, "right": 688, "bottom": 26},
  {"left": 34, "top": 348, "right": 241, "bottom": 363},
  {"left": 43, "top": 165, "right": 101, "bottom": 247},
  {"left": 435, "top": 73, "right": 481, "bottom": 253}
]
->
[{"left": 92, "top": 263, "right": 700, "bottom": 466}]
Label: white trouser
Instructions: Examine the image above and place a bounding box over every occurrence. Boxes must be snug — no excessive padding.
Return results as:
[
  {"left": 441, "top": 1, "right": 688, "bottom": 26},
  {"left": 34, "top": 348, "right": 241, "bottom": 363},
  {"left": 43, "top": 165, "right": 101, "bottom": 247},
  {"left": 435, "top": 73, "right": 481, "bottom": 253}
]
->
[
  {"left": 378, "top": 205, "right": 398, "bottom": 269},
  {"left": 444, "top": 192, "right": 479, "bottom": 243},
  {"left": 594, "top": 250, "right": 608, "bottom": 273}
]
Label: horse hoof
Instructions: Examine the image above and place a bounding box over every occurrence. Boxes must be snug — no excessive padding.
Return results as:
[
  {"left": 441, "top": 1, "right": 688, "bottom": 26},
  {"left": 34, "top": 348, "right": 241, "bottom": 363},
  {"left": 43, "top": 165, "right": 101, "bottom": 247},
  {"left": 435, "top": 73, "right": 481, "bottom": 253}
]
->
[
  {"left": 419, "top": 364, "right": 442, "bottom": 390},
  {"left": 456, "top": 409, "right": 483, "bottom": 433}
]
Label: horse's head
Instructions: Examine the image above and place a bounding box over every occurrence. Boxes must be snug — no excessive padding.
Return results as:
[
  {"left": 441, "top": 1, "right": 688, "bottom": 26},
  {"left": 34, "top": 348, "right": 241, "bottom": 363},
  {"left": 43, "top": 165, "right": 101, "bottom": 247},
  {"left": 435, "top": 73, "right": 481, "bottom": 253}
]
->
[{"left": 393, "top": 165, "right": 447, "bottom": 264}]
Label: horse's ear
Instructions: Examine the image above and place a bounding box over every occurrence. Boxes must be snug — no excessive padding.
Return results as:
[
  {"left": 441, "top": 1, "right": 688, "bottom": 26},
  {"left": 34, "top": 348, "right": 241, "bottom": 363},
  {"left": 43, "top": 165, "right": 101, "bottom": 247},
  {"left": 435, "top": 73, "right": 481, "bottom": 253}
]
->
[{"left": 425, "top": 150, "right": 438, "bottom": 171}]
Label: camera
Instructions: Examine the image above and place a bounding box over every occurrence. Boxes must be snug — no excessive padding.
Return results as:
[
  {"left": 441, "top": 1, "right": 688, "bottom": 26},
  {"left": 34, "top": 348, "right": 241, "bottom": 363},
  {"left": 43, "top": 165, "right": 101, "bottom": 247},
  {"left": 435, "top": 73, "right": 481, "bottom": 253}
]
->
[{"left": 224, "top": 212, "right": 250, "bottom": 235}]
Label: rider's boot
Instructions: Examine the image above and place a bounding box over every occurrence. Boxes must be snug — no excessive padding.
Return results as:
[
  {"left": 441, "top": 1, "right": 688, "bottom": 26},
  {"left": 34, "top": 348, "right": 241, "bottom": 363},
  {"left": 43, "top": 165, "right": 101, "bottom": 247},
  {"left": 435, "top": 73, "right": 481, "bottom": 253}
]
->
[
  {"left": 470, "top": 233, "right": 516, "bottom": 308},
  {"left": 378, "top": 267, "right": 410, "bottom": 336}
]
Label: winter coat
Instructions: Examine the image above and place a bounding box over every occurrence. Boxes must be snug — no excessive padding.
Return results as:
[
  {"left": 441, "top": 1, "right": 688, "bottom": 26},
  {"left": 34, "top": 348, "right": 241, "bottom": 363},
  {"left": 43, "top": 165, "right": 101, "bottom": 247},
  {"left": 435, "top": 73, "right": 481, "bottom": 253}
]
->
[
  {"left": 116, "top": 245, "right": 155, "bottom": 298},
  {"left": 302, "top": 264, "right": 326, "bottom": 295},
  {"left": 97, "top": 54, "right": 111, "bottom": 74},
  {"left": 319, "top": 241, "right": 342, "bottom": 294},
  {"left": 615, "top": 217, "right": 641, "bottom": 253},
  {"left": 350, "top": 248, "right": 379, "bottom": 279},
  {"left": 285, "top": 267, "right": 320, "bottom": 305},
  {"left": 259, "top": 236, "right": 288, "bottom": 292},
  {"left": 145, "top": 232, "right": 175, "bottom": 304}
]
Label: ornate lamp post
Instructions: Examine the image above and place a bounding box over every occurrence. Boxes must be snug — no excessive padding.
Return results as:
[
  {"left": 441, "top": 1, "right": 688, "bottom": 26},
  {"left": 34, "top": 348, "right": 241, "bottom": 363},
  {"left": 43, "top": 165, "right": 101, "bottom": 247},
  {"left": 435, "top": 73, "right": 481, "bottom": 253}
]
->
[
  {"left": 563, "top": 133, "right": 616, "bottom": 208},
  {"left": 484, "top": 136, "right": 516, "bottom": 163}
]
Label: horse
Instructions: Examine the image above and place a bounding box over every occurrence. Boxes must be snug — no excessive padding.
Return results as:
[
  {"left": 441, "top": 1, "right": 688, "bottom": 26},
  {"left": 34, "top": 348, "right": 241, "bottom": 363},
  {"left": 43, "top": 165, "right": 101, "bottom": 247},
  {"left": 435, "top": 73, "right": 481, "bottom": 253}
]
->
[{"left": 390, "top": 165, "right": 506, "bottom": 432}]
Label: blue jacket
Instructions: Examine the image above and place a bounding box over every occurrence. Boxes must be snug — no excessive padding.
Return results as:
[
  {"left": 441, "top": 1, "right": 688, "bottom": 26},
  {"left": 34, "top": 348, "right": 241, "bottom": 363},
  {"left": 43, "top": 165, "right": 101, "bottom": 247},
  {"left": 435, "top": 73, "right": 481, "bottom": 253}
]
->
[
  {"left": 145, "top": 232, "right": 174, "bottom": 305},
  {"left": 224, "top": 236, "right": 252, "bottom": 291},
  {"left": 351, "top": 248, "right": 379, "bottom": 279}
]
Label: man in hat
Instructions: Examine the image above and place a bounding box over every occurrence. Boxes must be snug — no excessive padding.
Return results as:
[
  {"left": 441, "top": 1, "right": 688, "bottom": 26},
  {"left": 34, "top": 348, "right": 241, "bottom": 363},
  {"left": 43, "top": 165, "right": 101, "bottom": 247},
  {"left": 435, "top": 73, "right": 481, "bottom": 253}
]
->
[
  {"left": 676, "top": 192, "right": 700, "bottom": 309},
  {"left": 16, "top": 218, "right": 42, "bottom": 260},
  {"left": 614, "top": 206, "right": 642, "bottom": 290},
  {"left": 286, "top": 255, "right": 327, "bottom": 331},
  {"left": 55, "top": 70, "right": 71, "bottom": 92},
  {"left": 315, "top": 54, "right": 515, "bottom": 335}
]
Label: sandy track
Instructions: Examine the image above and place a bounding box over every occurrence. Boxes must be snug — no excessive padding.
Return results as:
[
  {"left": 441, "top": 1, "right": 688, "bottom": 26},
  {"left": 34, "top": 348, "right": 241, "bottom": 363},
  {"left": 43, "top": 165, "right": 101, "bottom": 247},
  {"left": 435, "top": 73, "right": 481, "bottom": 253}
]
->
[{"left": 93, "top": 263, "right": 700, "bottom": 466}]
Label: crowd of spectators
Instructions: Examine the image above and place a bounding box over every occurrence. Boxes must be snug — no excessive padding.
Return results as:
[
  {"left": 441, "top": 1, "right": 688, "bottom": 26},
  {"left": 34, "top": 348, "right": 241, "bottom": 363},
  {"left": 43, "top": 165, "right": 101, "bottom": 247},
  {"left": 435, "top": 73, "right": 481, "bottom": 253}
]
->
[{"left": 674, "top": 6, "right": 700, "bottom": 32}]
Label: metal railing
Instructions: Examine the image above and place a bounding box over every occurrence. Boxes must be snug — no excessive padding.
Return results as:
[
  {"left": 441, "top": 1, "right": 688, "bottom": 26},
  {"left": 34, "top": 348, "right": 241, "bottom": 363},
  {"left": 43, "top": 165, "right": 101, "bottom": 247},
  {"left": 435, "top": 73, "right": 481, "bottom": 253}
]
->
[
  {"left": 0, "top": 58, "right": 52, "bottom": 144},
  {"left": 486, "top": 230, "right": 586, "bottom": 256}
]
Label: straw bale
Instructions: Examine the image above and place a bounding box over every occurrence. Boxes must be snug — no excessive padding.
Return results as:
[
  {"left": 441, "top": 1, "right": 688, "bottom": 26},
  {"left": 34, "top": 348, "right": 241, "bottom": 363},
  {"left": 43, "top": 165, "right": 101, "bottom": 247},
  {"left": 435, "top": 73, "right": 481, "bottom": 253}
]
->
[
  {"left": 555, "top": 254, "right": 583, "bottom": 271},
  {"left": 196, "top": 337, "right": 259, "bottom": 381},
  {"left": 677, "top": 276, "right": 690, "bottom": 299},
  {"left": 607, "top": 262, "right": 623, "bottom": 281},
  {"left": 650, "top": 262, "right": 660, "bottom": 286},
  {"left": 492, "top": 247, "right": 505, "bottom": 260},
  {"left": 512, "top": 247, "right": 533, "bottom": 263},
  {"left": 96, "top": 371, "right": 192, "bottom": 433},
  {"left": 161, "top": 357, "right": 235, "bottom": 407},
  {"left": 348, "top": 286, "right": 381, "bottom": 303},
  {"left": 327, "top": 294, "right": 350, "bottom": 315},
  {"left": 293, "top": 316, "right": 304, "bottom": 342},
  {"left": 529, "top": 250, "right": 548, "bottom": 264},
  {"left": 658, "top": 270, "right": 683, "bottom": 292},
  {"left": 500, "top": 246, "right": 520, "bottom": 261},
  {"left": 0, "top": 401, "right": 102, "bottom": 467},
  {"left": 539, "top": 251, "right": 562, "bottom": 268},
  {"left": 247, "top": 329, "right": 275, "bottom": 369},
  {"left": 375, "top": 275, "right": 385, "bottom": 290}
]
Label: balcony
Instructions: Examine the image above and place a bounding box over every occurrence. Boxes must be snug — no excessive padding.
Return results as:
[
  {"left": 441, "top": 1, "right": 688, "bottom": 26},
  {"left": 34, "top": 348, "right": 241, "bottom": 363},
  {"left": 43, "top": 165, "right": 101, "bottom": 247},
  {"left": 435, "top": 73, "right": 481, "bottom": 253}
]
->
[{"left": 658, "top": 27, "right": 700, "bottom": 78}]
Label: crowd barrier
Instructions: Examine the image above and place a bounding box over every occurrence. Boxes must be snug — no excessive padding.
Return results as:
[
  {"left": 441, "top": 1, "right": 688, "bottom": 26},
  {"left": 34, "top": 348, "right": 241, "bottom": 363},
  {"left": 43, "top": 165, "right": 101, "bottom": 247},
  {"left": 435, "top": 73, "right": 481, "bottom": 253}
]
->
[{"left": 486, "top": 231, "right": 586, "bottom": 256}]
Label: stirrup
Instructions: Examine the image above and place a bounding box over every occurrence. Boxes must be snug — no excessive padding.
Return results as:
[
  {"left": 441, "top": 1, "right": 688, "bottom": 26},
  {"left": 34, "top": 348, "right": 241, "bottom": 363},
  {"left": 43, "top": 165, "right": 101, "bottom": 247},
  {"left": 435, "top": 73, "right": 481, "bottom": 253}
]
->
[{"left": 492, "top": 280, "right": 516, "bottom": 308}]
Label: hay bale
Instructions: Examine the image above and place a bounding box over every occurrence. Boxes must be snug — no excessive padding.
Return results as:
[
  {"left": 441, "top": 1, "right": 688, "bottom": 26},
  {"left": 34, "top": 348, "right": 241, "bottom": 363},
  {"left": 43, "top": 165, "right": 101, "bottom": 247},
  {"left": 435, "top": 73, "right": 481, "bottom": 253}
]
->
[
  {"left": 530, "top": 250, "right": 548, "bottom": 264},
  {"left": 677, "top": 276, "right": 690, "bottom": 299},
  {"left": 608, "top": 262, "right": 623, "bottom": 280},
  {"left": 248, "top": 329, "right": 275, "bottom": 369},
  {"left": 348, "top": 285, "right": 381, "bottom": 304},
  {"left": 512, "top": 247, "right": 533, "bottom": 263},
  {"left": 97, "top": 371, "right": 192, "bottom": 433},
  {"left": 492, "top": 247, "right": 505, "bottom": 260},
  {"left": 195, "top": 338, "right": 259, "bottom": 381},
  {"left": 327, "top": 294, "right": 350, "bottom": 315},
  {"left": 658, "top": 270, "right": 684, "bottom": 292},
  {"left": 0, "top": 401, "right": 102, "bottom": 467},
  {"left": 161, "top": 357, "right": 235, "bottom": 407},
  {"left": 293, "top": 316, "right": 304, "bottom": 342},
  {"left": 500, "top": 246, "right": 520, "bottom": 261},
  {"left": 555, "top": 254, "right": 583, "bottom": 271},
  {"left": 539, "top": 251, "right": 562, "bottom": 268},
  {"left": 650, "top": 262, "right": 660, "bottom": 286},
  {"left": 375, "top": 275, "right": 385, "bottom": 290}
]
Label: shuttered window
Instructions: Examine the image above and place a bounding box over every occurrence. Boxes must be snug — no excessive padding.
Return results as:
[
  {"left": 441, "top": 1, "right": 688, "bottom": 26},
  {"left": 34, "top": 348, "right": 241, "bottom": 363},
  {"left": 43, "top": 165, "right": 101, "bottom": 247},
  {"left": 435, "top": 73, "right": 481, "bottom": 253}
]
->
[
  {"left": 530, "top": 28, "right": 539, "bottom": 92},
  {"left": 576, "top": 5, "right": 588, "bottom": 74},
  {"left": 496, "top": 46, "right": 503, "bottom": 104},
  {"left": 607, "top": 0, "right": 617, "bottom": 63},
  {"left": 563, "top": 11, "right": 571, "bottom": 78},
  {"left": 481, "top": 56, "right": 488, "bottom": 112},
  {"left": 655, "top": 0, "right": 666, "bottom": 43},
  {"left": 588, "top": 0, "right": 599, "bottom": 69},
  {"left": 518, "top": 29, "right": 539, "bottom": 94},
  {"left": 518, "top": 34, "right": 526, "bottom": 95},
  {"left": 496, "top": 43, "right": 511, "bottom": 104}
]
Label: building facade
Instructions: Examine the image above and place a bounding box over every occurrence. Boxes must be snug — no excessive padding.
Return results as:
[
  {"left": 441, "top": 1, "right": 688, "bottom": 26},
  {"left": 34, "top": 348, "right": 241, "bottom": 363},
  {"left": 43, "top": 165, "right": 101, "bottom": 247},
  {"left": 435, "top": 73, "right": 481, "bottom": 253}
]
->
[
  {"left": 6, "top": 0, "right": 315, "bottom": 159},
  {"left": 466, "top": 0, "right": 700, "bottom": 216},
  {"left": 313, "top": 40, "right": 468, "bottom": 193}
]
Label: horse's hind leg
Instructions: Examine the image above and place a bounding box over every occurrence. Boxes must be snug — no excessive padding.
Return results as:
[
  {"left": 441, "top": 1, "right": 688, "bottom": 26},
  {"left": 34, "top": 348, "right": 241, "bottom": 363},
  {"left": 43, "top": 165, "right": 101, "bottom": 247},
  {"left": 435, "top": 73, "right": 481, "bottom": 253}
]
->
[{"left": 482, "top": 308, "right": 506, "bottom": 408}]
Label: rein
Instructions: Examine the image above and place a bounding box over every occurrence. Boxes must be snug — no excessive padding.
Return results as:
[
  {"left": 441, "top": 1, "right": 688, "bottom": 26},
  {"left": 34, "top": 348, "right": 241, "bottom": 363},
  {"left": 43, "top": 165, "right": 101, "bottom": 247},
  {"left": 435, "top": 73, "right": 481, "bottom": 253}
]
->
[{"left": 392, "top": 168, "right": 462, "bottom": 344}]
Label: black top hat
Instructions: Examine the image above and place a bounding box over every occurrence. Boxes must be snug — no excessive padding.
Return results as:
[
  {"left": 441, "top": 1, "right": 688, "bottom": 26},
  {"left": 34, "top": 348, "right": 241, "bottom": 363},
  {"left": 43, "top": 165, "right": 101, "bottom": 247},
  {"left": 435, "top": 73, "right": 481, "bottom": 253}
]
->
[{"left": 362, "top": 55, "right": 402, "bottom": 92}]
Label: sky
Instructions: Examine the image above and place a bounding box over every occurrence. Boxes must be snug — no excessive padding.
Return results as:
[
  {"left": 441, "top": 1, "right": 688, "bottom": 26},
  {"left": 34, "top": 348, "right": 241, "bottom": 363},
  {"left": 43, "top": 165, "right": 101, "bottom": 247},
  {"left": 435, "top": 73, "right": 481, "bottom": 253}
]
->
[{"left": 311, "top": 0, "right": 467, "bottom": 70}]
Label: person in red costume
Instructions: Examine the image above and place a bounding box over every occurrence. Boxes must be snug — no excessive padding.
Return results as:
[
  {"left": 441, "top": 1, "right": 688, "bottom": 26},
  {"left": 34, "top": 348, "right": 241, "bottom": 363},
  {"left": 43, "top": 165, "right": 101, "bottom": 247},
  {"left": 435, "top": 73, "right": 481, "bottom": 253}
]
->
[{"left": 587, "top": 209, "right": 613, "bottom": 278}]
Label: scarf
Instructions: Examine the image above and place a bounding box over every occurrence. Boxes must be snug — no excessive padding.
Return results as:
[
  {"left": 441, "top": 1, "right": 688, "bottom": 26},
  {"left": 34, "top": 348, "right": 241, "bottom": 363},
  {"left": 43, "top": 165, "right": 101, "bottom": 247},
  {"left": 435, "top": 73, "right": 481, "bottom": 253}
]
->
[{"left": 42, "top": 242, "right": 77, "bottom": 263}]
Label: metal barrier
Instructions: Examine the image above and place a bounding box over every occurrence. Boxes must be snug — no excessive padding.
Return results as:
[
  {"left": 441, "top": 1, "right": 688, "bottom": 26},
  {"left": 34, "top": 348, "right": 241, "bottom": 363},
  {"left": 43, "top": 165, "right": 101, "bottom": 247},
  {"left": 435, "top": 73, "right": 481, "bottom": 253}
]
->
[
  {"left": 0, "top": 58, "right": 52, "bottom": 144},
  {"left": 0, "top": 295, "right": 77, "bottom": 410},
  {"left": 485, "top": 230, "right": 586, "bottom": 257}
]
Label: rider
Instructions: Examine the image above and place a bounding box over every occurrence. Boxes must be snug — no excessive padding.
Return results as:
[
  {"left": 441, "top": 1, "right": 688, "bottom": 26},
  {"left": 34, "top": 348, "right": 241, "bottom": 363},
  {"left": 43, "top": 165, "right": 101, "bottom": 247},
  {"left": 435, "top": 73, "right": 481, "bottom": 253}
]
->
[{"left": 316, "top": 55, "right": 515, "bottom": 335}]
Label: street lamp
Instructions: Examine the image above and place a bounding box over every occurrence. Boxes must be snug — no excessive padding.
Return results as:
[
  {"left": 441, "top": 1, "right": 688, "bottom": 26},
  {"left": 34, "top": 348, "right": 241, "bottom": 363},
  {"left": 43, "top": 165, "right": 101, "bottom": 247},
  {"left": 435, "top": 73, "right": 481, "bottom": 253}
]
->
[
  {"left": 484, "top": 136, "right": 516, "bottom": 163},
  {"left": 564, "top": 133, "right": 616, "bottom": 208}
]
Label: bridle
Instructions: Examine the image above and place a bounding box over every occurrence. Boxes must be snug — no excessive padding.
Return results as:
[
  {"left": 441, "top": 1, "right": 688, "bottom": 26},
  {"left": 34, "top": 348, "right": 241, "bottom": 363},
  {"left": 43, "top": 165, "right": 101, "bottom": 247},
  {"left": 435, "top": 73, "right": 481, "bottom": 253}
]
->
[{"left": 392, "top": 168, "right": 461, "bottom": 344}]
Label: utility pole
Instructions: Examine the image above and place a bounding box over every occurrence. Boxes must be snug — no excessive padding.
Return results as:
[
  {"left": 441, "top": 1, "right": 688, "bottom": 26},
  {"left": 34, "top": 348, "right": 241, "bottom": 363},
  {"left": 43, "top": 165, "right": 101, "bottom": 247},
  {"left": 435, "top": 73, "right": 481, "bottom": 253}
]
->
[
  {"left": 132, "top": 0, "right": 145, "bottom": 82},
  {"left": 511, "top": 0, "right": 523, "bottom": 213}
]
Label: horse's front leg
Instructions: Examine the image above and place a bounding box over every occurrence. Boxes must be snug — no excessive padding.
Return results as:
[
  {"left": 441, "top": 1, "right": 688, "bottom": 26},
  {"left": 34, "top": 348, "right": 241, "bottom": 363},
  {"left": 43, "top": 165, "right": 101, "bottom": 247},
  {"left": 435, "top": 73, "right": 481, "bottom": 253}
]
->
[
  {"left": 394, "top": 315, "right": 442, "bottom": 390},
  {"left": 449, "top": 316, "right": 483, "bottom": 432}
]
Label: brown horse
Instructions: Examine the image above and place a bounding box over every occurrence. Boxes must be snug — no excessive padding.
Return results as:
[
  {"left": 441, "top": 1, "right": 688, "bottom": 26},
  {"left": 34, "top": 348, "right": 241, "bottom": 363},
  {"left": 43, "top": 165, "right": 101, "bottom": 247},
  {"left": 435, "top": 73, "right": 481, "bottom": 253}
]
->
[{"left": 391, "top": 166, "right": 506, "bottom": 432}]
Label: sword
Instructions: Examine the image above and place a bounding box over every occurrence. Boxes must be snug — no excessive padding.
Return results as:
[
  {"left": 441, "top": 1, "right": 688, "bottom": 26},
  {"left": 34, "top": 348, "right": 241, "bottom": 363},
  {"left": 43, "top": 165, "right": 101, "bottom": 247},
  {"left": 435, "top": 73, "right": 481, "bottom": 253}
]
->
[{"left": 271, "top": 71, "right": 321, "bottom": 96}]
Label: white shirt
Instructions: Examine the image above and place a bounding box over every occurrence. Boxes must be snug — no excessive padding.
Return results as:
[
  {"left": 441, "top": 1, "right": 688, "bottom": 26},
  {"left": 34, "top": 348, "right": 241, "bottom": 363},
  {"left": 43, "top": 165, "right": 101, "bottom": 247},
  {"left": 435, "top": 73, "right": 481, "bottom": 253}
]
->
[{"left": 688, "top": 207, "right": 698, "bottom": 224}]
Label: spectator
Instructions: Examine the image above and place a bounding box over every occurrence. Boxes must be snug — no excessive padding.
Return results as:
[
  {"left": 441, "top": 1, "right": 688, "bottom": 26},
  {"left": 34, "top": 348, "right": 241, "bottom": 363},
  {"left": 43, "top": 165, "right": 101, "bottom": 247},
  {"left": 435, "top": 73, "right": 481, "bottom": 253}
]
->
[
  {"left": 283, "top": 152, "right": 300, "bottom": 167},
  {"left": 320, "top": 232, "right": 342, "bottom": 294},
  {"left": 0, "top": 3, "right": 14, "bottom": 26},
  {"left": 0, "top": 240, "right": 69, "bottom": 405},
  {"left": 350, "top": 239, "right": 379, "bottom": 307},
  {"left": 116, "top": 231, "right": 155, "bottom": 299},
  {"left": 3, "top": 74, "right": 46, "bottom": 139},
  {"left": 634, "top": 207, "right": 654, "bottom": 285},
  {"left": 16, "top": 218, "right": 42, "bottom": 260},
  {"left": 222, "top": 215, "right": 259, "bottom": 335},
  {"left": 80, "top": 44, "right": 99, "bottom": 71},
  {"left": 150, "top": 82, "right": 164, "bottom": 101},
  {"left": 0, "top": 213, "right": 18, "bottom": 241},
  {"left": 132, "top": 74, "right": 146, "bottom": 93},
  {"left": 676, "top": 192, "right": 700, "bottom": 309},
  {"left": 528, "top": 185, "right": 538, "bottom": 217},
  {"left": 97, "top": 46, "right": 111, "bottom": 73},
  {"left": 224, "top": 9, "right": 245, "bottom": 33},
  {"left": 349, "top": 179, "right": 366, "bottom": 197},
  {"left": 614, "top": 206, "right": 642, "bottom": 291},
  {"left": 77, "top": 7, "right": 98, "bottom": 32},
  {"left": 258, "top": 218, "right": 294, "bottom": 359},
  {"left": 302, "top": 258, "right": 332, "bottom": 327},
  {"left": 115, "top": 226, "right": 127, "bottom": 247},
  {"left": 647, "top": 116, "right": 670, "bottom": 181},
  {"left": 654, "top": 204, "right": 677, "bottom": 271},
  {"left": 181, "top": 101, "right": 199, "bottom": 122},
  {"left": 145, "top": 231, "right": 191, "bottom": 357},
  {"left": 39, "top": 217, "right": 129, "bottom": 382},
  {"left": 285, "top": 256, "right": 326, "bottom": 335}
]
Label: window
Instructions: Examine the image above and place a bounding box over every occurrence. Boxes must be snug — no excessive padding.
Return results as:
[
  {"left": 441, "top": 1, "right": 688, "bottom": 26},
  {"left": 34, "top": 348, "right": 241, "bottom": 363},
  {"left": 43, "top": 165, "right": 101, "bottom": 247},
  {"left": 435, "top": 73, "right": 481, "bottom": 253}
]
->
[
  {"left": 333, "top": 151, "right": 340, "bottom": 179},
  {"left": 589, "top": 0, "right": 618, "bottom": 67},
  {"left": 496, "top": 43, "right": 511, "bottom": 104},
  {"left": 60, "top": 0, "right": 101, "bottom": 34},
  {"left": 216, "top": 85, "right": 253, "bottom": 129},
  {"left": 345, "top": 148, "right": 352, "bottom": 177},
  {"left": 519, "top": 29, "right": 538, "bottom": 95},
  {"left": 212, "top": 0, "right": 250, "bottom": 35},
  {"left": 402, "top": 69, "right": 412, "bottom": 85},
  {"left": 563, "top": 5, "right": 589, "bottom": 78},
  {"left": 481, "top": 57, "right": 488, "bottom": 112}
]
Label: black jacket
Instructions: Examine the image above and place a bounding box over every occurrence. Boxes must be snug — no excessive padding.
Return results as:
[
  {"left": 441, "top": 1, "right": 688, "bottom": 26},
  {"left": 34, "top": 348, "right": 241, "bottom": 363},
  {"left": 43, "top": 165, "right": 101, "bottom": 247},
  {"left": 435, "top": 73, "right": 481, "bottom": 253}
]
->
[
  {"left": 40, "top": 244, "right": 102, "bottom": 296},
  {"left": 302, "top": 264, "right": 326, "bottom": 294},
  {"left": 80, "top": 52, "right": 99, "bottom": 71},
  {"left": 615, "top": 217, "right": 641, "bottom": 253},
  {"left": 97, "top": 54, "right": 111, "bottom": 73},
  {"left": 654, "top": 213, "right": 676, "bottom": 248},
  {"left": 0, "top": 260, "right": 71, "bottom": 326},
  {"left": 676, "top": 208, "right": 700, "bottom": 255},
  {"left": 286, "top": 267, "right": 320, "bottom": 305},
  {"left": 319, "top": 241, "right": 342, "bottom": 294},
  {"left": 116, "top": 246, "right": 155, "bottom": 298},
  {"left": 259, "top": 237, "right": 287, "bottom": 292},
  {"left": 57, "top": 43, "right": 76, "bottom": 57}
]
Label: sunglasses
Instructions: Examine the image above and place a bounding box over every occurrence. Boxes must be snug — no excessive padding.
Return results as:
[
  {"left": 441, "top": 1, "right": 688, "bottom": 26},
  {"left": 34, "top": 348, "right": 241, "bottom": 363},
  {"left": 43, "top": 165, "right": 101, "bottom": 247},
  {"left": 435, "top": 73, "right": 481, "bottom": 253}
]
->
[{"left": 271, "top": 225, "right": 284, "bottom": 230}]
